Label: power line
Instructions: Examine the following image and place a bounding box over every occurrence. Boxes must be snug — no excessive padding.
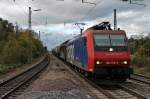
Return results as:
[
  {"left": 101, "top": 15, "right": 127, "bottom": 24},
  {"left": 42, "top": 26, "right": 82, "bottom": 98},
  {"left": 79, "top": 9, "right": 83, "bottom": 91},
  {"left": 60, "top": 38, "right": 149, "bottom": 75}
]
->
[
  {"left": 74, "top": 23, "right": 86, "bottom": 34},
  {"left": 12, "top": 1, "right": 30, "bottom": 28},
  {"left": 79, "top": 0, "right": 103, "bottom": 21},
  {"left": 82, "top": 0, "right": 96, "bottom": 5},
  {"left": 13, "top": 0, "right": 34, "bottom": 2},
  {"left": 28, "top": 7, "right": 42, "bottom": 30},
  {"left": 121, "top": 0, "right": 146, "bottom": 7},
  {"left": 71, "top": 0, "right": 103, "bottom": 33}
]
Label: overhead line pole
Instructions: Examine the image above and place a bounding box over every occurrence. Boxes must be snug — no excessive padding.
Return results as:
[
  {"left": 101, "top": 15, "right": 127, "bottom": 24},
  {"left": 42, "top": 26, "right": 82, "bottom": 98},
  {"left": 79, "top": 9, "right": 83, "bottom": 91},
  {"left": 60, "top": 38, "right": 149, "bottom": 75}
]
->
[
  {"left": 28, "top": 7, "right": 41, "bottom": 30},
  {"left": 28, "top": 7, "right": 41, "bottom": 63},
  {"left": 28, "top": 7, "right": 32, "bottom": 30},
  {"left": 114, "top": 9, "right": 117, "bottom": 30},
  {"left": 28, "top": 7, "right": 32, "bottom": 63}
]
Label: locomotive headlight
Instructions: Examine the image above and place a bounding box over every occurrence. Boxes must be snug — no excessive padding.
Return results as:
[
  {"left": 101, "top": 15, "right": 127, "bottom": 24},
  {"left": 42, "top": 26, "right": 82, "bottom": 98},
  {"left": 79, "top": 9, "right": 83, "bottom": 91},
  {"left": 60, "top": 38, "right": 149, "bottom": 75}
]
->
[
  {"left": 96, "top": 61, "right": 103, "bottom": 65},
  {"left": 109, "top": 48, "right": 114, "bottom": 52},
  {"left": 96, "top": 61, "right": 100, "bottom": 64},
  {"left": 123, "top": 61, "right": 127, "bottom": 64}
]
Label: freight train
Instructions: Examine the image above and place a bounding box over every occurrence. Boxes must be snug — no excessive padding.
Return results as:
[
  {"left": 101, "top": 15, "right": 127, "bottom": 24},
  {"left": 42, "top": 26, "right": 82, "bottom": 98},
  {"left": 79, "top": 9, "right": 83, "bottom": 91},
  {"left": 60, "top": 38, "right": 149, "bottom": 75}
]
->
[{"left": 52, "top": 22, "right": 133, "bottom": 81}]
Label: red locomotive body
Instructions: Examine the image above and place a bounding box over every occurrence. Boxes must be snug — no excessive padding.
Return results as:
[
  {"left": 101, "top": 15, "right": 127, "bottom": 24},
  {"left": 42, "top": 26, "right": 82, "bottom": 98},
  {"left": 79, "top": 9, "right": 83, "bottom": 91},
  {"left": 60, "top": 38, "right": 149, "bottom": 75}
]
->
[
  {"left": 53, "top": 22, "right": 133, "bottom": 81},
  {"left": 84, "top": 30, "right": 132, "bottom": 79}
]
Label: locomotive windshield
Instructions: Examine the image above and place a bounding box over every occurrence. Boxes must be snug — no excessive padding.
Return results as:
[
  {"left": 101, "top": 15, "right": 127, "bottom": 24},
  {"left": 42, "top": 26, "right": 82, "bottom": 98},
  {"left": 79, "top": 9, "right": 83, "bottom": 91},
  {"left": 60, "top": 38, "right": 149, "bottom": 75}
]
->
[
  {"left": 94, "top": 34, "right": 128, "bottom": 51},
  {"left": 94, "top": 34, "right": 110, "bottom": 46},
  {"left": 110, "top": 34, "right": 126, "bottom": 46}
]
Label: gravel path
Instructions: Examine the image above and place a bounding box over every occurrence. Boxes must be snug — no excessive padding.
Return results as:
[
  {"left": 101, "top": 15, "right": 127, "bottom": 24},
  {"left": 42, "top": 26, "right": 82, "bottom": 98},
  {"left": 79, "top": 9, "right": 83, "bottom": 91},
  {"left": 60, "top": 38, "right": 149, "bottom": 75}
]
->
[{"left": 18, "top": 54, "right": 97, "bottom": 99}]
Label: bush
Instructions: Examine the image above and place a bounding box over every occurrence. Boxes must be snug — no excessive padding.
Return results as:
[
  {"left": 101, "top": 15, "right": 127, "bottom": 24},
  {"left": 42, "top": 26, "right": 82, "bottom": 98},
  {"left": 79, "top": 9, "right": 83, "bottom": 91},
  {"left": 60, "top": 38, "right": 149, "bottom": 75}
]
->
[
  {"left": 32, "top": 38, "right": 43, "bottom": 58},
  {"left": 0, "top": 31, "right": 44, "bottom": 64},
  {"left": 1, "top": 36, "right": 21, "bottom": 64},
  {"left": 132, "top": 54, "right": 149, "bottom": 67},
  {"left": 0, "top": 64, "right": 18, "bottom": 74},
  {"left": 0, "top": 18, "right": 44, "bottom": 74}
]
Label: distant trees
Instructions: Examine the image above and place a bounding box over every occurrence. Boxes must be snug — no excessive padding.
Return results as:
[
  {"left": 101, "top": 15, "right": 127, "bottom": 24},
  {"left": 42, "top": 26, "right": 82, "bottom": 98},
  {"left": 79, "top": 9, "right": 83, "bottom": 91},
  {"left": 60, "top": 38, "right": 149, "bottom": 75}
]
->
[
  {"left": 129, "top": 34, "right": 150, "bottom": 66},
  {"left": 129, "top": 34, "right": 150, "bottom": 57},
  {"left": 0, "top": 18, "right": 44, "bottom": 65}
]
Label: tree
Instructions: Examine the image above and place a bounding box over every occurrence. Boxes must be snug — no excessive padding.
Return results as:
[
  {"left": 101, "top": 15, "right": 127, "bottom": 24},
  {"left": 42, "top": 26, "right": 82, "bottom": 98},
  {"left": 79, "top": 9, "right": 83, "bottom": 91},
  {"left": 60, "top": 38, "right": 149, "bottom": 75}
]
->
[
  {"left": 1, "top": 36, "right": 20, "bottom": 64},
  {"left": 0, "top": 17, "right": 44, "bottom": 65}
]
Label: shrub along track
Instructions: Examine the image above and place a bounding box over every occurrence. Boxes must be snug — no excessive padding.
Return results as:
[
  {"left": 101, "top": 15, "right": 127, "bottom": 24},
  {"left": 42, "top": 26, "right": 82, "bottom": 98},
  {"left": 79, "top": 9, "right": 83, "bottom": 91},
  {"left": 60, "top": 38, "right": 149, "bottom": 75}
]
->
[
  {"left": 53, "top": 54, "right": 150, "bottom": 99},
  {"left": 0, "top": 55, "right": 49, "bottom": 99}
]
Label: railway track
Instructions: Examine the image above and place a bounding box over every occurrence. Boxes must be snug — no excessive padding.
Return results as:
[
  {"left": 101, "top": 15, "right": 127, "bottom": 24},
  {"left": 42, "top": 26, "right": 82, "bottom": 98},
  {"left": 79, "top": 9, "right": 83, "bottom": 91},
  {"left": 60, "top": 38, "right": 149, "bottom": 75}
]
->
[
  {"left": 89, "top": 74, "right": 150, "bottom": 99},
  {"left": 119, "top": 74, "right": 150, "bottom": 99},
  {"left": 118, "top": 83, "right": 150, "bottom": 99},
  {"left": 53, "top": 54, "right": 149, "bottom": 99},
  {"left": 81, "top": 78, "right": 140, "bottom": 99},
  {"left": 93, "top": 74, "right": 150, "bottom": 99},
  {"left": 89, "top": 78, "right": 149, "bottom": 99},
  {"left": 0, "top": 55, "right": 49, "bottom": 99},
  {"left": 130, "top": 74, "right": 150, "bottom": 85}
]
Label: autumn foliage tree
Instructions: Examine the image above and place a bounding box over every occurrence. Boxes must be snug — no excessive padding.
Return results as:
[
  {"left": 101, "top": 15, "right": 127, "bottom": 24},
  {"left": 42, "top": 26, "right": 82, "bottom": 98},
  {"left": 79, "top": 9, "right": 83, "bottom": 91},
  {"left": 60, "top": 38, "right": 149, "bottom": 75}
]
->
[
  {"left": 129, "top": 34, "right": 150, "bottom": 66},
  {"left": 0, "top": 18, "right": 44, "bottom": 65}
]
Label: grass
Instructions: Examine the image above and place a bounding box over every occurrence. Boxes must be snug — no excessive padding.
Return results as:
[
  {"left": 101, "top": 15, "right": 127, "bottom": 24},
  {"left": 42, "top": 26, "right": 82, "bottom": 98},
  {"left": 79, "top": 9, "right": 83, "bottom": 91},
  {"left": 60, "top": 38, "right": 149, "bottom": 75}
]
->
[
  {"left": 0, "top": 55, "right": 44, "bottom": 76},
  {"left": 132, "top": 56, "right": 150, "bottom": 77},
  {"left": 0, "top": 64, "right": 19, "bottom": 75},
  {"left": 133, "top": 67, "right": 150, "bottom": 77}
]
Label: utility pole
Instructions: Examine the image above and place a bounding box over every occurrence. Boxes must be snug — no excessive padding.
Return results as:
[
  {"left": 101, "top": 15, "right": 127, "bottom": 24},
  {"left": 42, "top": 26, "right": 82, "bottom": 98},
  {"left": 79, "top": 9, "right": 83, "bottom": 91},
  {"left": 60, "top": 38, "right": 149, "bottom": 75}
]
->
[
  {"left": 15, "top": 22, "right": 19, "bottom": 35},
  {"left": 45, "top": 17, "right": 48, "bottom": 26},
  {"left": 39, "top": 31, "right": 41, "bottom": 40},
  {"left": 114, "top": 9, "right": 117, "bottom": 30},
  {"left": 28, "top": 7, "right": 32, "bottom": 63},
  {"left": 28, "top": 7, "right": 32, "bottom": 30},
  {"left": 28, "top": 7, "right": 41, "bottom": 30},
  {"left": 28, "top": 7, "right": 41, "bottom": 63}
]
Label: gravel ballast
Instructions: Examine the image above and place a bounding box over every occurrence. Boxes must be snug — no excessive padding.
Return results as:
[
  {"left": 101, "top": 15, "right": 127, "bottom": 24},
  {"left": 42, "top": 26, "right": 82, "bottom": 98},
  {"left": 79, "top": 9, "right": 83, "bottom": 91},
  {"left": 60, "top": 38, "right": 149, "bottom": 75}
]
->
[{"left": 18, "top": 54, "right": 94, "bottom": 99}]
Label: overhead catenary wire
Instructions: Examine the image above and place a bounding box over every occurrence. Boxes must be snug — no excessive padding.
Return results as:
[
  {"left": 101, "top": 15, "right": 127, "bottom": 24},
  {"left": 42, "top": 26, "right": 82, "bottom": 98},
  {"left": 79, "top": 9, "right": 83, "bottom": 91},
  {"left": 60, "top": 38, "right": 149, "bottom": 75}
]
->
[
  {"left": 12, "top": 0, "right": 103, "bottom": 30},
  {"left": 70, "top": 0, "right": 103, "bottom": 35},
  {"left": 82, "top": 0, "right": 96, "bottom": 5},
  {"left": 12, "top": 0, "right": 43, "bottom": 29},
  {"left": 79, "top": 0, "right": 104, "bottom": 21},
  {"left": 13, "top": 1, "right": 29, "bottom": 16},
  {"left": 11, "top": 1, "right": 30, "bottom": 27},
  {"left": 121, "top": 0, "right": 146, "bottom": 7},
  {"left": 73, "top": 0, "right": 103, "bottom": 33}
]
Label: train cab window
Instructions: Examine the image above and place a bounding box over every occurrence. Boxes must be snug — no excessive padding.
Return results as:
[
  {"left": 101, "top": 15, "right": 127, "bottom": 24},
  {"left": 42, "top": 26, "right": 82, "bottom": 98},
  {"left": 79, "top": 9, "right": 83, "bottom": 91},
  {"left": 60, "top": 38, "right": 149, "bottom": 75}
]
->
[
  {"left": 110, "top": 34, "right": 127, "bottom": 46},
  {"left": 94, "top": 33, "right": 128, "bottom": 51},
  {"left": 94, "top": 34, "right": 110, "bottom": 46}
]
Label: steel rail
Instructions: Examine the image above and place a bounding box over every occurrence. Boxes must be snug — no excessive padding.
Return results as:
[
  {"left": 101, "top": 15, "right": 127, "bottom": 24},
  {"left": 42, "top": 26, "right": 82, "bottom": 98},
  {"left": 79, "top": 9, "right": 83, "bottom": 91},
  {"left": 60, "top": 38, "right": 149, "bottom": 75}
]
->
[
  {"left": 53, "top": 54, "right": 120, "bottom": 99},
  {"left": 130, "top": 74, "right": 150, "bottom": 85},
  {"left": 53, "top": 54, "right": 149, "bottom": 99},
  {"left": 118, "top": 84, "right": 147, "bottom": 99},
  {"left": 0, "top": 55, "right": 49, "bottom": 99}
]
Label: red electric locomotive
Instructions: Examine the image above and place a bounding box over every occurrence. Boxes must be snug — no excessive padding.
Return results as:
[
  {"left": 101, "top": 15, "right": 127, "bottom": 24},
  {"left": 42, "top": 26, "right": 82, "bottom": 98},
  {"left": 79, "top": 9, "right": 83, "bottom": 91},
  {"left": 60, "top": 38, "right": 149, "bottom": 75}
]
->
[
  {"left": 83, "top": 22, "right": 133, "bottom": 81},
  {"left": 53, "top": 22, "right": 133, "bottom": 81}
]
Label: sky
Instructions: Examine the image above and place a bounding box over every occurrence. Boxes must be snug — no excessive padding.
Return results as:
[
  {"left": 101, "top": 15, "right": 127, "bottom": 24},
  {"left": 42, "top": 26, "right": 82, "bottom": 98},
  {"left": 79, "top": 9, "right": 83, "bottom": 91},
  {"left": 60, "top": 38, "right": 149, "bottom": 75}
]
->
[{"left": 0, "top": 0, "right": 149, "bottom": 50}]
